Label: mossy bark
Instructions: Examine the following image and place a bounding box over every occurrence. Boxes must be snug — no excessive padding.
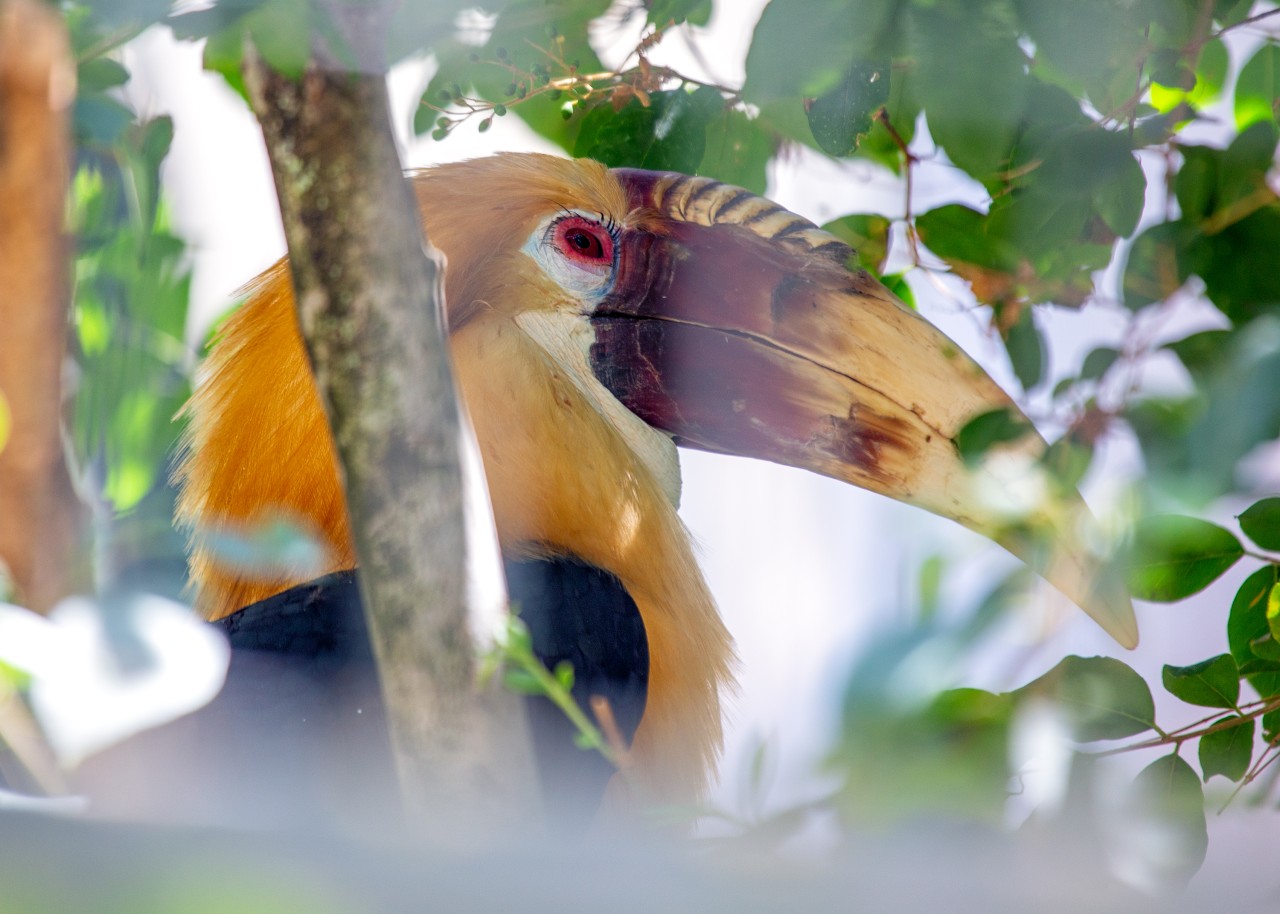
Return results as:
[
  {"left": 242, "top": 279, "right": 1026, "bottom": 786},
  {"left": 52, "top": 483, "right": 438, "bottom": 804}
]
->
[{"left": 243, "top": 8, "right": 536, "bottom": 839}]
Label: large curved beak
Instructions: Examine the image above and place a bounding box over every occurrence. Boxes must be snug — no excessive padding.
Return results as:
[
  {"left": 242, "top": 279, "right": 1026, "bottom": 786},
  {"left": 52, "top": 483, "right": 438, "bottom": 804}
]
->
[{"left": 592, "top": 169, "right": 1138, "bottom": 648}]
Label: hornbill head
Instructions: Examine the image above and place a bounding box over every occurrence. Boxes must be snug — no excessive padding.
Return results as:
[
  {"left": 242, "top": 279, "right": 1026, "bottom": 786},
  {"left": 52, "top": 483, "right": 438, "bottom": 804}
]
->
[{"left": 177, "top": 153, "right": 1136, "bottom": 808}]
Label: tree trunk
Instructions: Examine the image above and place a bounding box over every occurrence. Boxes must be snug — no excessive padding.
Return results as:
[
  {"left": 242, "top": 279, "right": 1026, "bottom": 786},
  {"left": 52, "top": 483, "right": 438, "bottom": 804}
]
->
[
  {"left": 0, "top": 0, "right": 87, "bottom": 613},
  {"left": 241, "top": 4, "right": 537, "bottom": 841}
]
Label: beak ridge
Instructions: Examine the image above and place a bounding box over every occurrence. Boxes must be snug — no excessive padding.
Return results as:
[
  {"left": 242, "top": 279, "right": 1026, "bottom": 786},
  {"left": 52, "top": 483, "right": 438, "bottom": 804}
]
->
[{"left": 597, "top": 170, "right": 1138, "bottom": 648}]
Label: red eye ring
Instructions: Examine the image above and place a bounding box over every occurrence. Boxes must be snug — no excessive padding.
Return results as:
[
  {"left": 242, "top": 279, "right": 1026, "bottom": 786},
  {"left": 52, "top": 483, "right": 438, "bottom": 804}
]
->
[{"left": 553, "top": 215, "right": 614, "bottom": 266}]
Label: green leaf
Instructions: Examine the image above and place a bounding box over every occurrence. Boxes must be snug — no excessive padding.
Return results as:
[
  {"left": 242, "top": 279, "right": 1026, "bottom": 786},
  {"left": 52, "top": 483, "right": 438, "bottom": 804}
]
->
[
  {"left": 805, "top": 59, "right": 890, "bottom": 157},
  {"left": 743, "top": 0, "right": 898, "bottom": 104},
  {"left": 1240, "top": 497, "right": 1280, "bottom": 551},
  {"left": 697, "top": 109, "right": 773, "bottom": 194},
  {"left": 1080, "top": 347, "right": 1120, "bottom": 381},
  {"left": 1162, "top": 654, "right": 1240, "bottom": 709},
  {"left": 1014, "top": 0, "right": 1150, "bottom": 108},
  {"left": 1127, "top": 515, "right": 1243, "bottom": 602},
  {"left": 1003, "top": 305, "right": 1044, "bottom": 391},
  {"left": 574, "top": 86, "right": 722, "bottom": 173},
  {"left": 78, "top": 57, "right": 130, "bottom": 92},
  {"left": 74, "top": 93, "right": 134, "bottom": 146},
  {"left": 1227, "top": 565, "right": 1280, "bottom": 698},
  {"left": 879, "top": 272, "right": 914, "bottom": 308},
  {"left": 1092, "top": 142, "right": 1146, "bottom": 239},
  {"left": 502, "top": 668, "right": 545, "bottom": 696},
  {"left": 1263, "top": 708, "right": 1280, "bottom": 742},
  {"left": 1150, "top": 39, "right": 1228, "bottom": 115},
  {"left": 917, "top": 204, "right": 1017, "bottom": 272},
  {"left": 1235, "top": 44, "right": 1280, "bottom": 131},
  {"left": 647, "top": 0, "right": 712, "bottom": 26},
  {"left": 821, "top": 213, "right": 891, "bottom": 273},
  {"left": 1124, "top": 754, "right": 1208, "bottom": 887},
  {"left": 912, "top": 4, "right": 1029, "bottom": 178},
  {"left": 245, "top": 0, "right": 313, "bottom": 80},
  {"left": 1199, "top": 716, "right": 1253, "bottom": 782},
  {"left": 1121, "top": 220, "right": 1198, "bottom": 310},
  {"left": 1195, "top": 208, "right": 1280, "bottom": 328},
  {"left": 954, "top": 407, "right": 1034, "bottom": 467},
  {"left": 553, "top": 660, "right": 575, "bottom": 692},
  {"left": 1268, "top": 582, "right": 1280, "bottom": 644},
  {"left": 1040, "top": 435, "right": 1093, "bottom": 492},
  {"left": 1017, "top": 655, "right": 1156, "bottom": 742},
  {"left": 1164, "top": 328, "right": 1229, "bottom": 380}
]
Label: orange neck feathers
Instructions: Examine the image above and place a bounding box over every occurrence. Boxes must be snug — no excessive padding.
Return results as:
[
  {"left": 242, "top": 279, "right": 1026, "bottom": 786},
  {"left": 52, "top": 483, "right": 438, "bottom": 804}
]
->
[{"left": 175, "top": 153, "right": 734, "bottom": 804}]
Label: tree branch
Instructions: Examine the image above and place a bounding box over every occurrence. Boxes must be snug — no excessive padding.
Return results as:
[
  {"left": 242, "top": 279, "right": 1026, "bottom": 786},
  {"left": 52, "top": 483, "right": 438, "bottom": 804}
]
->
[{"left": 241, "top": 3, "right": 536, "bottom": 840}]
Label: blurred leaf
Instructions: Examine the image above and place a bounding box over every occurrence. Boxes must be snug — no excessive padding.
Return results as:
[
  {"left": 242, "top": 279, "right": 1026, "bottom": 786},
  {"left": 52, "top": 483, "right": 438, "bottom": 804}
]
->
[
  {"left": 1122, "top": 220, "right": 1197, "bottom": 310},
  {"left": 1227, "top": 565, "right": 1280, "bottom": 698},
  {"left": 916, "top": 554, "right": 944, "bottom": 622},
  {"left": 743, "top": 0, "right": 898, "bottom": 104},
  {"left": 553, "top": 660, "right": 575, "bottom": 692},
  {"left": 1013, "top": 0, "right": 1150, "bottom": 109},
  {"left": 879, "top": 272, "right": 914, "bottom": 308},
  {"left": 1133, "top": 318, "right": 1280, "bottom": 498},
  {"left": 1264, "top": 708, "right": 1280, "bottom": 742},
  {"left": 912, "top": 4, "right": 1029, "bottom": 178},
  {"left": 1150, "top": 38, "right": 1228, "bottom": 117},
  {"left": 1240, "top": 497, "right": 1280, "bottom": 551},
  {"left": 835, "top": 683, "right": 1015, "bottom": 823},
  {"left": 1003, "top": 304, "right": 1044, "bottom": 391},
  {"left": 918, "top": 203, "right": 1010, "bottom": 270},
  {"left": 1196, "top": 205, "right": 1280, "bottom": 325},
  {"left": 821, "top": 213, "right": 891, "bottom": 273},
  {"left": 1162, "top": 654, "right": 1240, "bottom": 709},
  {"left": 1127, "top": 515, "right": 1242, "bottom": 602},
  {"left": 697, "top": 109, "right": 773, "bottom": 194},
  {"left": 503, "top": 667, "right": 545, "bottom": 696},
  {"left": 1164, "top": 329, "right": 1229, "bottom": 381},
  {"left": 1235, "top": 44, "right": 1280, "bottom": 131},
  {"left": 647, "top": 0, "right": 712, "bottom": 26},
  {"left": 1017, "top": 655, "right": 1156, "bottom": 742},
  {"left": 1199, "top": 716, "right": 1254, "bottom": 782},
  {"left": 575, "top": 86, "right": 722, "bottom": 172},
  {"left": 77, "top": 57, "right": 129, "bottom": 91},
  {"left": 1090, "top": 141, "right": 1146, "bottom": 239},
  {"left": 200, "top": 517, "right": 328, "bottom": 581},
  {"left": 805, "top": 58, "right": 890, "bottom": 157},
  {"left": 244, "top": 0, "right": 314, "bottom": 80},
  {"left": 73, "top": 93, "right": 133, "bottom": 146},
  {"left": 1040, "top": 435, "right": 1093, "bottom": 492},
  {"left": 420, "top": 0, "right": 612, "bottom": 152},
  {"left": 1080, "top": 347, "right": 1120, "bottom": 382},
  {"left": 1123, "top": 754, "right": 1208, "bottom": 888},
  {"left": 955, "top": 407, "right": 1034, "bottom": 467}
]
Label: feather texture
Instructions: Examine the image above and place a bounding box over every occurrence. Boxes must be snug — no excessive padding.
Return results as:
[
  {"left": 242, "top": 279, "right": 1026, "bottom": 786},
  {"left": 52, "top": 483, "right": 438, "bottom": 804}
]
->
[{"left": 174, "top": 153, "right": 734, "bottom": 805}]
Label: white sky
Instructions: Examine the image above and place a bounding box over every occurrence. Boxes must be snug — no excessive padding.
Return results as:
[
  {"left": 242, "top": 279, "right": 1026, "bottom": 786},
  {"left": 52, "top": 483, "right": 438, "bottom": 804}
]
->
[{"left": 119, "top": 1, "right": 1274, "bottom": 876}]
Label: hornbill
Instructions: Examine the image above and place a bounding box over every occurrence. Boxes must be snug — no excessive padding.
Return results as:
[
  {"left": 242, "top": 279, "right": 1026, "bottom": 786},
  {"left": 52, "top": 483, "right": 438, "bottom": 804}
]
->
[{"left": 174, "top": 153, "right": 1137, "bottom": 820}]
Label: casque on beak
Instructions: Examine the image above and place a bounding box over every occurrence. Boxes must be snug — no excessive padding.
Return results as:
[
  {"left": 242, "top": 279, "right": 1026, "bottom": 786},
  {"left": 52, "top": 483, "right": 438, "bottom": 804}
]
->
[{"left": 589, "top": 169, "right": 1138, "bottom": 648}]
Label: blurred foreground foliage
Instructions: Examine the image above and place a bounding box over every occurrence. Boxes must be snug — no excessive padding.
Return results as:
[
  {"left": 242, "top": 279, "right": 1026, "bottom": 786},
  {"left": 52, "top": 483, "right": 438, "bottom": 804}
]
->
[{"left": 9, "top": 0, "right": 1280, "bottom": 893}]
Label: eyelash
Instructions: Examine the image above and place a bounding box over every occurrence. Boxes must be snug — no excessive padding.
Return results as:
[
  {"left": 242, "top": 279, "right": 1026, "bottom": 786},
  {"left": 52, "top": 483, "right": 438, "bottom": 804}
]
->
[{"left": 543, "top": 212, "right": 620, "bottom": 252}]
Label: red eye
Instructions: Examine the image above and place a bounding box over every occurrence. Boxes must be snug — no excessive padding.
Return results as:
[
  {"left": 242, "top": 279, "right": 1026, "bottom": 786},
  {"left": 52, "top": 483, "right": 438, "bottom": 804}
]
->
[{"left": 554, "top": 215, "right": 614, "bottom": 266}]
